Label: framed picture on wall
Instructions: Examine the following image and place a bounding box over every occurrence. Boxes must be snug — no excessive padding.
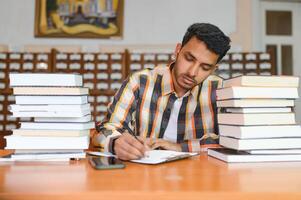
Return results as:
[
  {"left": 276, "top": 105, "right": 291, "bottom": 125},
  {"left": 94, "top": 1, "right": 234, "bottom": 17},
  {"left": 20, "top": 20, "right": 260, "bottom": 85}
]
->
[{"left": 34, "top": 0, "right": 123, "bottom": 39}]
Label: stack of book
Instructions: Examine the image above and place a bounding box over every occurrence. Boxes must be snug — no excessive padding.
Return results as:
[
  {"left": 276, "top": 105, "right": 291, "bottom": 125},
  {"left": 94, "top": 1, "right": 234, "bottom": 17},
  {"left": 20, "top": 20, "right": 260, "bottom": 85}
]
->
[
  {"left": 208, "top": 75, "right": 301, "bottom": 163},
  {"left": 5, "top": 73, "right": 92, "bottom": 161}
]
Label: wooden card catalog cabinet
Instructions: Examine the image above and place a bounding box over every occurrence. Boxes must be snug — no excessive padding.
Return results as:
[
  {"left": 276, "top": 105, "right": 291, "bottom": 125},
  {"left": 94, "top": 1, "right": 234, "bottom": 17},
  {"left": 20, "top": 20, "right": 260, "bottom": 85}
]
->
[
  {"left": 216, "top": 52, "right": 276, "bottom": 79},
  {"left": 52, "top": 50, "right": 126, "bottom": 122},
  {"left": 129, "top": 51, "right": 173, "bottom": 74},
  {"left": 0, "top": 52, "right": 51, "bottom": 147}
]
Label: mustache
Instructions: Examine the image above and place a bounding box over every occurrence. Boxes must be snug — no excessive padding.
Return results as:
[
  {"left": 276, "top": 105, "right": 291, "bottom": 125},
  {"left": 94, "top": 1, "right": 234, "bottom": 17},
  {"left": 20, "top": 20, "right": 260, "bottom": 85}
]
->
[{"left": 183, "top": 74, "right": 197, "bottom": 84}]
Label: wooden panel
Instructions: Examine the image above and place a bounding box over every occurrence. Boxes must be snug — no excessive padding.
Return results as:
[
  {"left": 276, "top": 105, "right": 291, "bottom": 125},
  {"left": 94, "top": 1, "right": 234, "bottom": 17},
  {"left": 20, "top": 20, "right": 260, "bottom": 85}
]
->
[
  {"left": 266, "top": 11, "right": 292, "bottom": 35},
  {"left": 266, "top": 45, "right": 277, "bottom": 75},
  {"left": 281, "top": 45, "right": 293, "bottom": 75}
]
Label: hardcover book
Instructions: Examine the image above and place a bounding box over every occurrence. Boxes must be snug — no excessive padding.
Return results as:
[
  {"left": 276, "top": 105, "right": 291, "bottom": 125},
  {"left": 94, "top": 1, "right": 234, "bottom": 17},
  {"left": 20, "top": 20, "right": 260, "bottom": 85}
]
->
[
  {"left": 219, "top": 124, "right": 301, "bottom": 139},
  {"left": 13, "top": 87, "right": 89, "bottom": 95},
  {"left": 20, "top": 122, "right": 95, "bottom": 130},
  {"left": 15, "top": 95, "right": 88, "bottom": 105},
  {"left": 218, "top": 113, "right": 295, "bottom": 125},
  {"left": 9, "top": 73, "right": 83, "bottom": 87},
  {"left": 217, "top": 99, "right": 295, "bottom": 108},
  {"left": 5, "top": 135, "right": 90, "bottom": 149},
  {"left": 219, "top": 136, "right": 301, "bottom": 150},
  {"left": 224, "top": 107, "right": 292, "bottom": 113},
  {"left": 216, "top": 87, "right": 299, "bottom": 100},
  {"left": 208, "top": 148, "right": 301, "bottom": 163},
  {"left": 34, "top": 115, "right": 92, "bottom": 123},
  {"left": 222, "top": 75, "right": 299, "bottom": 88},
  {"left": 12, "top": 129, "right": 90, "bottom": 137}
]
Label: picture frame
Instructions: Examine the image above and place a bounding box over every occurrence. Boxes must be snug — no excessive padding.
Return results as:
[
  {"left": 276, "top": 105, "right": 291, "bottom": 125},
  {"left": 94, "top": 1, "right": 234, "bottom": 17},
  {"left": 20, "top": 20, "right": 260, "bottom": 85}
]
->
[{"left": 34, "top": 0, "right": 123, "bottom": 39}]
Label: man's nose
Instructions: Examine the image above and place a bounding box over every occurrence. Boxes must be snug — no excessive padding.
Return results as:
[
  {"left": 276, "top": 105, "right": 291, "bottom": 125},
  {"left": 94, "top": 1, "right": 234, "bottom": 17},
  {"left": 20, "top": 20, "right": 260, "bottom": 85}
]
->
[{"left": 188, "top": 63, "right": 198, "bottom": 77}]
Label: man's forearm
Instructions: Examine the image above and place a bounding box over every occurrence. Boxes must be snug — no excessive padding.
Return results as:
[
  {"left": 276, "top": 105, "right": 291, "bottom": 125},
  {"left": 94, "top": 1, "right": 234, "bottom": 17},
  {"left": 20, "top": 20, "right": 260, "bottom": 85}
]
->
[{"left": 92, "top": 130, "right": 121, "bottom": 153}]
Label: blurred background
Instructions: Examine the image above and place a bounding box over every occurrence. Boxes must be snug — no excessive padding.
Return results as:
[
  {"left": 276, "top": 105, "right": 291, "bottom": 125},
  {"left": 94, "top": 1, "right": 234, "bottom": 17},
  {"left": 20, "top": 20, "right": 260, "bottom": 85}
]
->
[{"left": 0, "top": 0, "right": 300, "bottom": 148}]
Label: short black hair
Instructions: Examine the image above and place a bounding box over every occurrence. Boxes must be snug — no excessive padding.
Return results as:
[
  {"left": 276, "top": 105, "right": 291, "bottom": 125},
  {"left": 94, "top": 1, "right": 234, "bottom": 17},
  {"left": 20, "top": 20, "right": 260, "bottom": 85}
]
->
[{"left": 182, "top": 23, "right": 231, "bottom": 63}]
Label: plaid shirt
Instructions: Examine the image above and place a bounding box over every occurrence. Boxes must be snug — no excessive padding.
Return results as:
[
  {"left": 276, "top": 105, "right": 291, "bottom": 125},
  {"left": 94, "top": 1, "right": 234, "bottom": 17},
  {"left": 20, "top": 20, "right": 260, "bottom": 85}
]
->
[{"left": 96, "top": 65, "right": 222, "bottom": 153}]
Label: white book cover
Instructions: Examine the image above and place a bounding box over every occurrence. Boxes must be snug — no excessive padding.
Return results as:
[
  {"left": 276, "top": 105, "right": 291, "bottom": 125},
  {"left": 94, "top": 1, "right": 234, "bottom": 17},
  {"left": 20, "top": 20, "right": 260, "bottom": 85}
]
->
[
  {"left": 34, "top": 115, "right": 92, "bottom": 122},
  {"left": 216, "top": 87, "right": 299, "bottom": 100},
  {"left": 224, "top": 107, "right": 292, "bottom": 113},
  {"left": 0, "top": 156, "right": 71, "bottom": 162},
  {"left": 208, "top": 148, "right": 301, "bottom": 163},
  {"left": 11, "top": 152, "right": 86, "bottom": 160},
  {"left": 20, "top": 122, "right": 95, "bottom": 130},
  {"left": 218, "top": 113, "right": 295, "bottom": 125},
  {"left": 219, "top": 136, "right": 301, "bottom": 150},
  {"left": 13, "top": 87, "right": 89, "bottom": 95},
  {"left": 217, "top": 99, "right": 295, "bottom": 108},
  {"left": 9, "top": 104, "right": 91, "bottom": 112},
  {"left": 14, "top": 149, "right": 84, "bottom": 154},
  {"left": 5, "top": 135, "right": 90, "bottom": 149},
  {"left": 12, "top": 129, "right": 90, "bottom": 137},
  {"left": 246, "top": 149, "right": 301, "bottom": 155},
  {"left": 219, "top": 124, "right": 301, "bottom": 139},
  {"left": 222, "top": 75, "right": 299, "bottom": 88},
  {"left": 11, "top": 110, "right": 90, "bottom": 118},
  {"left": 15, "top": 95, "right": 88, "bottom": 105},
  {"left": 9, "top": 73, "right": 83, "bottom": 87}
]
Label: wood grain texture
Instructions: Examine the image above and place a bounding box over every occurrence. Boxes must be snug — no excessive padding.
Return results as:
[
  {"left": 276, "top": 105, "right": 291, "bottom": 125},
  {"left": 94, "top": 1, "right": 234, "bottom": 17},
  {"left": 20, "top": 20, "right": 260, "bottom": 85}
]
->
[{"left": 0, "top": 151, "right": 300, "bottom": 200}]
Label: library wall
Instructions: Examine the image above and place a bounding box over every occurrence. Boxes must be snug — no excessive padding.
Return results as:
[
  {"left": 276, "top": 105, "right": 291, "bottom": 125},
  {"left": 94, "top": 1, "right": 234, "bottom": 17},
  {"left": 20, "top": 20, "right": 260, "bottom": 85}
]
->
[{"left": 0, "top": 0, "right": 236, "bottom": 48}]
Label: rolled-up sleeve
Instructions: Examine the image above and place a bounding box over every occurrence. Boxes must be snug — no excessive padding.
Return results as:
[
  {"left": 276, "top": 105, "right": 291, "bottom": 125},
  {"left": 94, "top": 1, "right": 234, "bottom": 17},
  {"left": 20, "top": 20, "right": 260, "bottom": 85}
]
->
[{"left": 94, "top": 74, "right": 139, "bottom": 153}]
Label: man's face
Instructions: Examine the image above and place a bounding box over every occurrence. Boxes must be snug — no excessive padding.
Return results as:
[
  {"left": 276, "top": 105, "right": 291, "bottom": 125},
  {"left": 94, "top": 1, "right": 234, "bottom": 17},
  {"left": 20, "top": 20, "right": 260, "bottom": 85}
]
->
[{"left": 172, "top": 36, "right": 219, "bottom": 96}]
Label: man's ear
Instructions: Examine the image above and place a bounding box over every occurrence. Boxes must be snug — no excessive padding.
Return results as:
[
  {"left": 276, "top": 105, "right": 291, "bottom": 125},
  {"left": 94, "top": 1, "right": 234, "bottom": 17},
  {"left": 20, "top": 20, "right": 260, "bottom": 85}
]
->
[{"left": 174, "top": 43, "right": 182, "bottom": 56}]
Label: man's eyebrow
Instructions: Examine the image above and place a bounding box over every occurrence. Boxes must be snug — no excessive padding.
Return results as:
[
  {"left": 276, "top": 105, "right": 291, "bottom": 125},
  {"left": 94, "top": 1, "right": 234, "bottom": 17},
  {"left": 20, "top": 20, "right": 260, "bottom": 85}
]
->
[
  {"left": 185, "top": 52, "right": 196, "bottom": 60},
  {"left": 186, "top": 52, "right": 215, "bottom": 68}
]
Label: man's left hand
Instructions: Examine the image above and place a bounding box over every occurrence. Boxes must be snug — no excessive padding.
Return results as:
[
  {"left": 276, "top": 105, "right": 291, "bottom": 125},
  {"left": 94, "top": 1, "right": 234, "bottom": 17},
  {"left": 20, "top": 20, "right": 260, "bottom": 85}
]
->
[{"left": 150, "top": 139, "right": 182, "bottom": 152}]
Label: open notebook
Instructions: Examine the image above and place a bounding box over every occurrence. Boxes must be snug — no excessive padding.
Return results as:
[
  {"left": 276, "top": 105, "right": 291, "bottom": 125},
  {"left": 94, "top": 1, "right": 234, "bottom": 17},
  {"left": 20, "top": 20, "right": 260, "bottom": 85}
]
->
[
  {"left": 87, "top": 150, "right": 198, "bottom": 165},
  {"left": 131, "top": 150, "right": 198, "bottom": 164}
]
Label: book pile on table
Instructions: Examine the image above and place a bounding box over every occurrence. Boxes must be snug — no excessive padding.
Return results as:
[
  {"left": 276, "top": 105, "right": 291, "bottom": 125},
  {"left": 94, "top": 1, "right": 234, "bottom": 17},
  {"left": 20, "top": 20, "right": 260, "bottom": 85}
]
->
[
  {"left": 208, "top": 75, "right": 301, "bottom": 163},
  {"left": 4, "top": 73, "right": 92, "bottom": 161}
]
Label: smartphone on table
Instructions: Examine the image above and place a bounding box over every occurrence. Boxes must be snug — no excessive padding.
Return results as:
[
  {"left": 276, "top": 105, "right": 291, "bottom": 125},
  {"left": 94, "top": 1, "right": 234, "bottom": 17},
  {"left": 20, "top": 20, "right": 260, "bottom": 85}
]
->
[{"left": 88, "top": 156, "right": 125, "bottom": 170}]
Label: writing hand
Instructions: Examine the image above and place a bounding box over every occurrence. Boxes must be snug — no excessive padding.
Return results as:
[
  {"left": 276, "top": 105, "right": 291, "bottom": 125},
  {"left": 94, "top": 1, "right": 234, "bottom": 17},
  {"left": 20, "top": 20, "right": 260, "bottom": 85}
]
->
[
  {"left": 151, "top": 139, "right": 182, "bottom": 152},
  {"left": 114, "top": 131, "right": 148, "bottom": 160}
]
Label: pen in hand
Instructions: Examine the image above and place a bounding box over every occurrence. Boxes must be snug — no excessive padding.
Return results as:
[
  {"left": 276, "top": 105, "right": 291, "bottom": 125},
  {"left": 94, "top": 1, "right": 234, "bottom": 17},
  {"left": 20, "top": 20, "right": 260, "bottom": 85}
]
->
[
  {"left": 124, "top": 125, "right": 138, "bottom": 140},
  {"left": 123, "top": 125, "right": 150, "bottom": 157}
]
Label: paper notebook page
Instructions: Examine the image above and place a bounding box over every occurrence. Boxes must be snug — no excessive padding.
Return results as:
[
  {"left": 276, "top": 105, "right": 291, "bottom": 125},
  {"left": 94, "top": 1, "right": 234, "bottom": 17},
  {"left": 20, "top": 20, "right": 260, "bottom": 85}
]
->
[{"left": 131, "top": 150, "right": 198, "bottom": 164}]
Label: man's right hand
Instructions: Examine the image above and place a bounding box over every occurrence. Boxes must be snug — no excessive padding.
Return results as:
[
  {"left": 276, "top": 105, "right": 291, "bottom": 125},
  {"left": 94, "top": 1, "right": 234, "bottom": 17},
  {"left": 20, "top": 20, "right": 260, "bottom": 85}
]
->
[{"left": 113, "top": 132, "right": 148, "bottom": 160}]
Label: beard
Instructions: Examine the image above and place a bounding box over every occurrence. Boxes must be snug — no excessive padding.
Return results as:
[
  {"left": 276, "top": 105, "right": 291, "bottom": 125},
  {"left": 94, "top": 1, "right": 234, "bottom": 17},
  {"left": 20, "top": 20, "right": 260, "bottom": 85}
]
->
[{"left": 172, "top": 63, "right": 197, "bottom": 91}]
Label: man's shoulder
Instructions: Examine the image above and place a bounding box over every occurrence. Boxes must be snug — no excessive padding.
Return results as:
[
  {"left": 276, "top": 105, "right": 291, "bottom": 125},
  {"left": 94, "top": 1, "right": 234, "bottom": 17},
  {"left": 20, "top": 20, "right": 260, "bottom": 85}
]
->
[
  {"left": 206, "top": 74, "right": 223, "bottom": 82},
  {"left": 131, "top": 65, "right": 169, "bottom": 79},
  {"left": 203, "top": 75, "right": 223, "bottom": 88}
]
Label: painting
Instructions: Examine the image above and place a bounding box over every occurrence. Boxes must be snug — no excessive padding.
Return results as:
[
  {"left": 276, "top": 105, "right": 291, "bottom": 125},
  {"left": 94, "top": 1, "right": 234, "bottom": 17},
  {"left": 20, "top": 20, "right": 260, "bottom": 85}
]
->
[{"left": 35, "top": 0, "right": 123, "bottom": 38}]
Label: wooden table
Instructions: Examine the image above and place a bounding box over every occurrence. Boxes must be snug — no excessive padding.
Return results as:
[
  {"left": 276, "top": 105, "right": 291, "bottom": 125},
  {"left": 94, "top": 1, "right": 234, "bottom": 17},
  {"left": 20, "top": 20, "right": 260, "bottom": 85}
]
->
[{"left": 0, "top": 150, "right": 301, "bottom": 200}]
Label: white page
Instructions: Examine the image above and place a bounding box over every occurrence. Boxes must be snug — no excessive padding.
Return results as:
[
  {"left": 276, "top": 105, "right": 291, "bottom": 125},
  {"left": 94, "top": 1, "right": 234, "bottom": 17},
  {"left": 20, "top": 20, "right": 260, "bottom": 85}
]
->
[{"left": 131, "top": 150, "right": 198, "bottom": 164}]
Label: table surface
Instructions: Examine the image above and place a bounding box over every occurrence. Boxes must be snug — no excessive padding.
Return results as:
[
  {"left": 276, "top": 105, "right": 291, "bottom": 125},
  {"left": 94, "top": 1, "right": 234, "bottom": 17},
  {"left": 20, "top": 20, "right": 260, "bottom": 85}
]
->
[{"left": 1, "top": 150, "right": 301, "bottom": 200}]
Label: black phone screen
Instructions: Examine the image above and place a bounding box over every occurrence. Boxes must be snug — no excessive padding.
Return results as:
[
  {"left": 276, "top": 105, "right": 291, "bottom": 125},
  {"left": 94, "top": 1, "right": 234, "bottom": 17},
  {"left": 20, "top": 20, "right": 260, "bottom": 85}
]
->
[{"left": 88, "top": 156, "right": 125, "bottom": 170}]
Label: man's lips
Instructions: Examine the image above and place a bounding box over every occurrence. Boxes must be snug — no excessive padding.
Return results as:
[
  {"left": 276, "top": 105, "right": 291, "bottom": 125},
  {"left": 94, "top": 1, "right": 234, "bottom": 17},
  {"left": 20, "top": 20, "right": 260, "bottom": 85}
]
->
[{"left": 183, "top": 75, "right": 196, "bottom": 85}]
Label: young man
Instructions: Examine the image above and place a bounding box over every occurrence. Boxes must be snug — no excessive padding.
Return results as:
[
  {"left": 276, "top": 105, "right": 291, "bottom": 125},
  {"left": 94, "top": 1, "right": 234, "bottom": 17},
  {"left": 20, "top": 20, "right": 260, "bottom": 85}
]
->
[{"left": 93, "top": 23, "right": 231, "bottom": 160}]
